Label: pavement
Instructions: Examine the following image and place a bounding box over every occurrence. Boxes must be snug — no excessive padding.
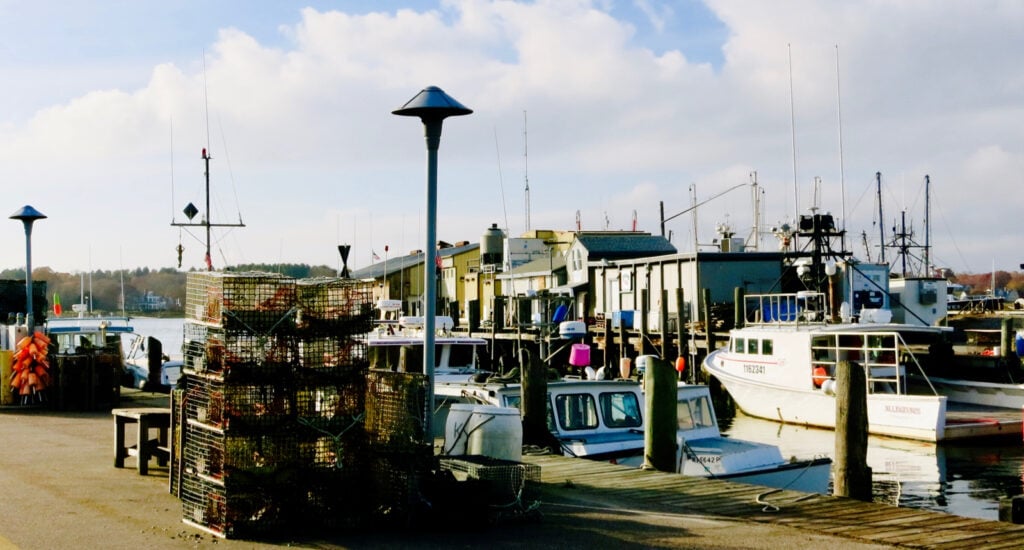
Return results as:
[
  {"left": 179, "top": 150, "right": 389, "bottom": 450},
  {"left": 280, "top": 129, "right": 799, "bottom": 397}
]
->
[{"left": 0, "top": 389, "right": 898, "bottom": 550}]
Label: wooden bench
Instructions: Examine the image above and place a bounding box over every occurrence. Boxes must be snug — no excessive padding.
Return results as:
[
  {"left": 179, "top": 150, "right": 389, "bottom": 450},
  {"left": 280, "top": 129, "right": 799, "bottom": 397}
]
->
[{"left": 113, "top": 407, "right": 171, "bottom": 475}]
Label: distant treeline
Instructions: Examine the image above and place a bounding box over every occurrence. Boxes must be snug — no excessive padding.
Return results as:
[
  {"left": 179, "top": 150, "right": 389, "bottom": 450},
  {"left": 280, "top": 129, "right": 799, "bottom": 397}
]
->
[{"left": 0, "top": 263, "right": 336, "bottom": 314}]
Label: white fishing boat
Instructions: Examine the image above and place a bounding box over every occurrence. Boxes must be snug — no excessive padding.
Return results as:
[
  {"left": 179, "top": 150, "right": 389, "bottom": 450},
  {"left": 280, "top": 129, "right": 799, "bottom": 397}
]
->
[
  {"left": 366, "top": 300, "right": 490, "bottom": 380},
  {"left": 702, "top": 291, "right": 1020, "bottom": 442},
  {"left": 434, "top": 376, "right": 831, "bottom": 494},
  {"left": 901, "top": 326, "right": 1024, "bottom": 410}
]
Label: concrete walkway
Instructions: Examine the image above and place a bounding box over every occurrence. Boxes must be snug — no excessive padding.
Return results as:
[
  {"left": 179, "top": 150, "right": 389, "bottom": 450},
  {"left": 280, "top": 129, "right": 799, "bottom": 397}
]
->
[{"left": 0, "top": 389, "right": 899, "bottom": 549}]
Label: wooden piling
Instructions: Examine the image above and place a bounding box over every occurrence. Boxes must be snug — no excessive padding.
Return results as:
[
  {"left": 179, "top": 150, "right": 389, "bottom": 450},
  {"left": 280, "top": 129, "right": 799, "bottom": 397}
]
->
[
  {"left": 643, "top": 356, "right": 678, "bottom": 472},
  {"left": 675, "top": 288, "right": 689, "bottom": 382},
  {"left": 521, "top": 348, "right": 556, "bottom": 449},
  {"left": 734, "top": 287, "right": 745, "bottom": 329},
  {"left": 603, "top": 318, "right": 612, "bottom": 372},
  {"left": 618, "top": 313, "right": 628, "bottom": 371},
  {"left": 639, "top": 289, "right": 649, "bottom": 356},
  {"left": 660, "top": 289, "right": 669, "bottom": 359},
  {"left": 702, "top": 288, "right": 713, "bottom": 365},
  {"left": 834, "top": 360, "right": 872, "bottom": 500}
]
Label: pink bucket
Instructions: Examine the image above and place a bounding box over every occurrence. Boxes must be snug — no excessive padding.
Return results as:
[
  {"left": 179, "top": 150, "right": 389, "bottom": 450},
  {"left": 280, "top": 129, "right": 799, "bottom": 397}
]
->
[{"left": 569, "top": 343, "right": 591, "bottom": 367}]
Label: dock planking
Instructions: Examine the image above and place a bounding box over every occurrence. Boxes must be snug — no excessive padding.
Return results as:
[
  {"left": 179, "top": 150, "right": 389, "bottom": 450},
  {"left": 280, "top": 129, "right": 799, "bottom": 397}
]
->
[{"left": 521, "top": 452, "right": 1024, "bottom": 549}]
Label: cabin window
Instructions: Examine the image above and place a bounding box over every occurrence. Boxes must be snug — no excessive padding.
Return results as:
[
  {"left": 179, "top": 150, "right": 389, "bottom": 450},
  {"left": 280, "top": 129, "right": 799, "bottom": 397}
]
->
[
  {"left": 746, "top": 338, "right": 759, "bottom": 354},
  {"left": 733, "top": 337, "right": 745, "bottom": 353},
  {"left": 677, "top": 395, "right": 716, "bottom": 431},
  {"left": 761, "top": 339, "right": 773, "bottom": 355},
  {"left": 446, "top": 345, "right": 477, "bottom": 369},
  {"left": 599, "top": 392, "right": 642, "bottom": 428},
  {"left": 555, "top": 393, "right": 599, "bottom": 431},
  {"left": 503, "top": 395, "right": 557, "bottom": 433}
]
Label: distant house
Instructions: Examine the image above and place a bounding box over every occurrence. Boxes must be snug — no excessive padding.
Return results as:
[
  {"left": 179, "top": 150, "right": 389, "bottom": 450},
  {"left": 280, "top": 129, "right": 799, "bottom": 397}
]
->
[{"left": 136, "top": 291, "right": 168, "bottom": 312}]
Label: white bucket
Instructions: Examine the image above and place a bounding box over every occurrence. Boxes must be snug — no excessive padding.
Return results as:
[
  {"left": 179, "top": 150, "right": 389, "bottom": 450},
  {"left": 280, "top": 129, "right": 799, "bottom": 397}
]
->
[{"left": 444, "top": 404, "right": 522, "bottom": 461}]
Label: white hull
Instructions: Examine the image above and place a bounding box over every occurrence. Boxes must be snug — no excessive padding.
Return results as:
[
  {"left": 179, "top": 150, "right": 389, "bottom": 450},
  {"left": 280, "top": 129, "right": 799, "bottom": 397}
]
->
[
  {"left": 713, "top": 459, "right": 832, "bottom": 494},
  {"left": 706, "top": 349, "right": 948, "bottom": 442},
  {"left": 924, "top": 376, "right": 1024, "bottom": 409}
]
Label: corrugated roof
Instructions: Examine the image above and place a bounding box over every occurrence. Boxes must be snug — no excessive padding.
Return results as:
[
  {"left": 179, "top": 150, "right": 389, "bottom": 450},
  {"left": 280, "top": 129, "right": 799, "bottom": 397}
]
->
[{"left": 575, "top": 234, "right": 676, "bottom": 259}]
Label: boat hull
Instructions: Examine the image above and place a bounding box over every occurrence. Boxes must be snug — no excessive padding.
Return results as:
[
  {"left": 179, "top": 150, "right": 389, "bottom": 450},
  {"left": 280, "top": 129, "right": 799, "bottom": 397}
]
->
[
  {"left": 712, "top": 457, "right": 832, "bottom": 494},
  {"left": 921, "top": 375, "right": 1024, "bottom": 409},
  {"left": 705, "top": 349, "right": 948, "bottom": 441},
  {"left": 719, "top": 375, "right": 945, "bottom": 441}
]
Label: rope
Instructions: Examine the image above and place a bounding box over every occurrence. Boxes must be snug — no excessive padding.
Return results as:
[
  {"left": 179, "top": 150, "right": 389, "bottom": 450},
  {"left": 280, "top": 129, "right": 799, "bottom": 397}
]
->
[
  {"left": 296, "top": 412, "right": 365, "bottom": 470},
  {"left": 753, "top": 457, "right": 825, "bottom": 512}
]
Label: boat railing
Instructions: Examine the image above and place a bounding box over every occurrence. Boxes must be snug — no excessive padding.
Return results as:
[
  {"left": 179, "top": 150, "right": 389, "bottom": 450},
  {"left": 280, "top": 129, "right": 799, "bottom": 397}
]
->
[
  {"left": 810, "top": 331, "right": 936, "bottom": 396},
  {"left": 745, "top": 292, "right": 829, "bottom": 326}
]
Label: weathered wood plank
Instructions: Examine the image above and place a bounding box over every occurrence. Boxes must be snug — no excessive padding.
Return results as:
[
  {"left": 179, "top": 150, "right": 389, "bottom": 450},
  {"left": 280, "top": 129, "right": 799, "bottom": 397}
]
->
[{"left": 519, "top": 452, "right": 1024, "bottom": 549}]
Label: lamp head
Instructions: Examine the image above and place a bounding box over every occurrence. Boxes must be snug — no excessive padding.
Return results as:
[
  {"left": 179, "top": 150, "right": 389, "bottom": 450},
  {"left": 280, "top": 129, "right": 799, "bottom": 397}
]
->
[
  {"left": 10, "top": 205, "right": 46, "bottom": 224},
  {"left": 393, "top": 86, "right": 472, "bottom": 121}
]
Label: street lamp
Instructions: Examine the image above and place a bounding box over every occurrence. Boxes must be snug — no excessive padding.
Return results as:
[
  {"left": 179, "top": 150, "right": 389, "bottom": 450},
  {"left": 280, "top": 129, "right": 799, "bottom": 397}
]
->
[
  {"left": 10, "top": 205, "right": 46, "bottom": 330},
  {"left": 393, "top": 86, "right": 472, "bottom": 440}
]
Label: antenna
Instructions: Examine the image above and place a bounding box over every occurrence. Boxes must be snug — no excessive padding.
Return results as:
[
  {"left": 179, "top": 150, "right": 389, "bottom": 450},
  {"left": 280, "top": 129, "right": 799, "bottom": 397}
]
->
[
  {"left": 748, "top": 171, "right": 763, "bottom": 250},
  {"left": 835, "top": 45, "right": 848, "bottom": 252},
  {"left": 493, "top": 126, "right": 510, "bottom": 233},
  {"left": 788, "top": 43, "right": 799, "bottom": 223},
  {"left": 876, "top": 171, "right": 886, "bottom": 264},
  {"left": 171, "top": 57, "right": 245, "bottom": 271},
  {"left": 523, "top": 110, "right": 530, "bottom": 232},
  {"left": 924, "top": 174, "right": 931, "bottom": 275}
]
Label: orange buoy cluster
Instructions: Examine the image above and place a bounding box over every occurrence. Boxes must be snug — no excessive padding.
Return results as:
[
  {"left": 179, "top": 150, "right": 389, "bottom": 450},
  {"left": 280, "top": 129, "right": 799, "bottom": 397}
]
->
[{"left": 10, "top": 331, "right": 51, "bottom": 403}]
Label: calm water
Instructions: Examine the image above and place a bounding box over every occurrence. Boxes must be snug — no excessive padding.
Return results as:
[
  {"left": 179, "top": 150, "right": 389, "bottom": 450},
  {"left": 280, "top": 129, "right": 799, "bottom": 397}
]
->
[
  {"left": 136, "top": 317, "right": 1024, "bottom": 521},
  {"left": 126, "top": 317, "right": 186, "bottom": 360},
  {"left": 720, "top": 407, "right": 1024, "bottom": 521}
]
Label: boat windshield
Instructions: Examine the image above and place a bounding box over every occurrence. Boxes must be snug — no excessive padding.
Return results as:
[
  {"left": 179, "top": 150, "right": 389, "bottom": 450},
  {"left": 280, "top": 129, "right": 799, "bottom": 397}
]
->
[
  {"left": 678, "top": 394, "right": 716, "bottom": 431},
  {"left": 553, "top": 390, "right": 642, "bottom": 431},
  {"left": 599, "top": 391, "right": 642, "bottom": 429}
]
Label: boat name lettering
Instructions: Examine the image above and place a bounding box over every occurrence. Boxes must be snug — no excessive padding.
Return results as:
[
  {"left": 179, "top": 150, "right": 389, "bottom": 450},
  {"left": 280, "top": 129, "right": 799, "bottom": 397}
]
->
[
  {"left": 697, "top": 456, "right": 722, "bottom": 464},
  {"left": 884, "top": 404, "right": 921, "bottom": 415},
  {"left": 742, "top": 364, "right": 765, "bottom": 375}
]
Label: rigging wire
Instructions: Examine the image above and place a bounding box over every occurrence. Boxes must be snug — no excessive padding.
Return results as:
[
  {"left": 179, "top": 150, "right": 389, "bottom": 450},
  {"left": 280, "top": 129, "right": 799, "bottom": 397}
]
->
[{"left": 493, "top": 125, "right": 510, "bottom": 234}]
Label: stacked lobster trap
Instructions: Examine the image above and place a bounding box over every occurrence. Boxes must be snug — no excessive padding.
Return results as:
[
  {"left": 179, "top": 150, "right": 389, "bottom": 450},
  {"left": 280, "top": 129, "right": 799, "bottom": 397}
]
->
[{"left": 176, "top": 272, "right": 427, "bottom": 538}]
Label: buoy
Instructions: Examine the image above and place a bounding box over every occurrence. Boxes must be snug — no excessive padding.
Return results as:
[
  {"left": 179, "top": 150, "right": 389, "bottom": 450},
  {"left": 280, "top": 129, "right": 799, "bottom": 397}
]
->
[
  {"left": 675, "top": 356, "right": 686, "bottom": 373},
  {"left": 812, "top": 366, "right": 829, "bottom": 388},
  {"left": 52, "top": 293, "right": 62, "bottom": 316}
]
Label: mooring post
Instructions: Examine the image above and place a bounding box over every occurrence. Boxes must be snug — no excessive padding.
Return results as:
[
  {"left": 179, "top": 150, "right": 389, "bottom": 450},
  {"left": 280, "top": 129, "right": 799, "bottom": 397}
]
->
[
  {"left": 639, "top": 288, "right": 649, "bottom": 356},
  {"left": 603, "top": 317, "right": 612, "bottom": 373},
  {"left": 675, "top": 288, "right": 689, "bottom": 382},
  {"left": 520, "top": 348, "right": 553, "bottom": 448},
  {"left": 999, "top": 495, "right": 1024, "bottom": 524},
  {"left": 734, "top": 287, "right": 745, "bottom": 329},
  {"left": 1001, "top": 317, "right": 1013, "bottom": 359},
  {"left": 618, "top": 313, "right": 629, "bottom": 377},
  {"left": 834, "top": 360, "right": 872, "bottom": 500},
  {"left": 643, "top": 356, "right": 677, "bottom": 472},
  {"left": 660, "top": 289, "right": 669, "bottom": 360},
  {"left": 702, "top": 288, "right": 713, "bottom": 377}
]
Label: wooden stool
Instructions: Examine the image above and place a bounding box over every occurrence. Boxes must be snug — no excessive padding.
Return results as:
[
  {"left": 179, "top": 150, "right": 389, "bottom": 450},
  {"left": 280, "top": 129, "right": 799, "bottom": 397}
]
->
[{"left": 113, "top": 407, "right": 171, "bottom": 475}]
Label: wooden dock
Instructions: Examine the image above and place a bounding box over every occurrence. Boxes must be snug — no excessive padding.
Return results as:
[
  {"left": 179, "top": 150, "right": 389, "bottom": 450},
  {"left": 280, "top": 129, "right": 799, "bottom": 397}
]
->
[{"left": 521, "top": 452, "right": 1024, "bottom": 549}]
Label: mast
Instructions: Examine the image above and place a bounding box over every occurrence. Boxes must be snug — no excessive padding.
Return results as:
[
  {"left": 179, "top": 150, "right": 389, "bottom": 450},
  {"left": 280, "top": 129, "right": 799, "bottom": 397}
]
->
[
  {"left": 171, "top": 148, "right": 246, "bottom": 271},
  {"left": 523, "top": 110, "right": 530, "bottom": 233},
  {"left": 876, "top": 171, "right": 886, "bottom": 264},
  {"left": 924, "top": 174, "right": 931, "bottom": 276}
]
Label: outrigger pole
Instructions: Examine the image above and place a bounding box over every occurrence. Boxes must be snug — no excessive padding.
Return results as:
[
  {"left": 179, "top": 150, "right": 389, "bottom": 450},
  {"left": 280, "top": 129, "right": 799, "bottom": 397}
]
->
[{"left": 170, "top": 148, "right": 245, "bottom": 271}]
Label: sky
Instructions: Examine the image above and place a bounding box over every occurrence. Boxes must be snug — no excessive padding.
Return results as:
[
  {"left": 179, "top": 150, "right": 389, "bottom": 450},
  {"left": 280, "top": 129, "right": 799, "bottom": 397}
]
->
[{"left": 0, "top": 0, "right": 1021, "bottom": 276}]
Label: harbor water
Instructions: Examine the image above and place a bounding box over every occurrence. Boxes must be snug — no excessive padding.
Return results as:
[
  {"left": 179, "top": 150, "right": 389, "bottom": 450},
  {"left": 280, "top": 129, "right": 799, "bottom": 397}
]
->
[
  {"left": 135, "top": 317, "right": 1024, "bottom": 522},
  {"left": 720, "top": 408, "right": 1024, "bottom": 522}
]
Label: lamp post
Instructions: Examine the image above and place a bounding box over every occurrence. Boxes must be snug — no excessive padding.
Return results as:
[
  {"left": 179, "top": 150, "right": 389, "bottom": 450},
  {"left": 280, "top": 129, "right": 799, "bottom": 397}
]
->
[
  {"left": 393, "top": 86, "right": 472, "bottom": 441},
  {"left": 10, "top": 206, "right": 46, "bottom": 331}
]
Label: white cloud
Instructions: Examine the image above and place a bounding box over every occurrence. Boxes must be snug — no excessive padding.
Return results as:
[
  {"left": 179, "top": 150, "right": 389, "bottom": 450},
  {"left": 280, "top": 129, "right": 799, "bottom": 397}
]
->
[{"left": 0, "top": 0, "right": 1020, "bottom": 274}]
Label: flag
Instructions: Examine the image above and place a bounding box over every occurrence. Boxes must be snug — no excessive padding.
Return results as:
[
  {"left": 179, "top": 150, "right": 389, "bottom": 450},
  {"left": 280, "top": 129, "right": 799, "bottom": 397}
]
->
[{"left": 372, "top": 250, "right": 381, "bottom": 261}]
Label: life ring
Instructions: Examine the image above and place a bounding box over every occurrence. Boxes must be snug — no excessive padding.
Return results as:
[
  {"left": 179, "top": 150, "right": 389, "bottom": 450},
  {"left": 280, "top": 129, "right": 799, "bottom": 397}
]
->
[{"left": 812, "top": 366, "right": 829, "bottom": 388}]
